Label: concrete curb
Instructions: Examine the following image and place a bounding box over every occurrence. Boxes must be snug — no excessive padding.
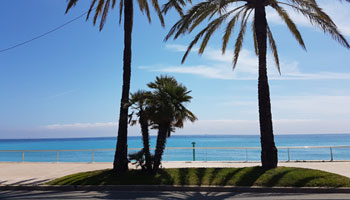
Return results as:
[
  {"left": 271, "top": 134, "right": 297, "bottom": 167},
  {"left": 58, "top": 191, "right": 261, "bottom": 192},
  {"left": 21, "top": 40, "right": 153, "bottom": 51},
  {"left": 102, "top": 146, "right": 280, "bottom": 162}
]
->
[{"left": 1, "top": 185, "right": 350, "bottom": 193}]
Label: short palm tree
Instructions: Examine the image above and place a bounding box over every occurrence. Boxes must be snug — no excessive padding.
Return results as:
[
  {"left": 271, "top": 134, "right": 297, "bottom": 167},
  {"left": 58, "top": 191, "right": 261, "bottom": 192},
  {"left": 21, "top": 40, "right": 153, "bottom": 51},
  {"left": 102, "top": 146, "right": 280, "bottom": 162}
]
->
[
  {"left": 65, "top": 0, "right": 165, "bottom": 175},
  {"left": 147, "top": 76, "right": 197, "bottom": 172},
  {"left": 128, "top": 90, "right": 153, "bottom": 172},
  {"left": 165, "top": 0, "right": 350, "bottom": 169}
]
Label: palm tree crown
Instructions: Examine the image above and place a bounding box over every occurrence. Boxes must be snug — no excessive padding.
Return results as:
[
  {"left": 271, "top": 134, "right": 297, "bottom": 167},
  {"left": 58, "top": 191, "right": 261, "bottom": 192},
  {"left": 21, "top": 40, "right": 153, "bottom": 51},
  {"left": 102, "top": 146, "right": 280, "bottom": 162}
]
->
[
  {"left": 66, "top": 0, "right": 165, "bottom": 30},
  {"left": 148, "top": 76, "right": 197, "bottom": 136},
  {"left": 166, "top": 0, "right": 350, "bottom": 71}
]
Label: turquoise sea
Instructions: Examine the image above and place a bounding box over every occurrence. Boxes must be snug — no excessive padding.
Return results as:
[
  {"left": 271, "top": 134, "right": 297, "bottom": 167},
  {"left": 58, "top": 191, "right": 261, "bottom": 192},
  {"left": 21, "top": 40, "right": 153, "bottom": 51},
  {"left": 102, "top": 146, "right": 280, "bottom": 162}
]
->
[{"left": 1, "top": 134, "right": 350, "bottom": 162}]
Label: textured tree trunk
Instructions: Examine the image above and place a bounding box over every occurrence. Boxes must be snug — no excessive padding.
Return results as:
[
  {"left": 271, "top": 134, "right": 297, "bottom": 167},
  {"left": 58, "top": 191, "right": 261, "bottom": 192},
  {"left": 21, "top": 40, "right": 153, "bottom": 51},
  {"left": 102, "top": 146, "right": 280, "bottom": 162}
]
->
[
  {"left": 113, "top": 0, "right": 133, "bottom": 175},
  {"left": 153, "top": 124, "right": 169, "bottom": 172},
  {"left": 139, "top": 113, "right": 152, "bottom": 172},
  {"left": 254, "top": 5, "right": 278, "bottom": 170}
]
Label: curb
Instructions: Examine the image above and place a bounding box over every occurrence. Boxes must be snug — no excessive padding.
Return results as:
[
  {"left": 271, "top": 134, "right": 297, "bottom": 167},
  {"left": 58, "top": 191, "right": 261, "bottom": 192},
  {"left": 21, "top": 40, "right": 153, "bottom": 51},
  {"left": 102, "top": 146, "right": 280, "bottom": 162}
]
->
[{"left": 1, "top": 185, "right": 350, "bottom": 193}]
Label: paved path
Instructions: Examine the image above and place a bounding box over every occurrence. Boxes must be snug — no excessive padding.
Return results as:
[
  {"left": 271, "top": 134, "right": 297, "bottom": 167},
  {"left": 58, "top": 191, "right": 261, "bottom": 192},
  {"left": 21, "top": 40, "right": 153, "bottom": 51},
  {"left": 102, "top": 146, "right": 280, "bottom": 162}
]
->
[
  {"left": 1, "top": 161, "right": 350, "bottom": 185},
  {"left": 1, "top": 190, "right": 350, "bottom": 200}
]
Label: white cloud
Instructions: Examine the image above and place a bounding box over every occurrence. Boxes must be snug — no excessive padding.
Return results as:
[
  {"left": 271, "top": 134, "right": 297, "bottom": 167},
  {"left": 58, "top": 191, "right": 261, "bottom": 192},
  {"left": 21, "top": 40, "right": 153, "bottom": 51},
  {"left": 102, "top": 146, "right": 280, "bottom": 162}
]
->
[
  {"left": 174, "top": 119, "right": 350, "bottom": 135},
  {"left": 221, "top": 95, "right": 350, "bottom": 121},
  {"left": 267, "top": 1, "right": 350, "bottom": 36},
  {"left": 141, "top": 45, "right": 350, "bottom": 80},
  {"left": 42, "top": 122, "right": 117, "bottom": 130},
  {"left": 272, "top": 95, "right": 350, "bottom": 119},
  {"left": 39, "top": 119, "right": 350, "bottom": 136},
  {"left": 151, "top": 64, "right": 243, "bottom": 80},
  {"left": 11, "top": 117, "right": 350, "bottom": 139},
  {"left": 46, "top": 89, "right": 77, "bottom": 100},
  {"left": 166, "top": 44, "right": 197, "bottom": 52}
]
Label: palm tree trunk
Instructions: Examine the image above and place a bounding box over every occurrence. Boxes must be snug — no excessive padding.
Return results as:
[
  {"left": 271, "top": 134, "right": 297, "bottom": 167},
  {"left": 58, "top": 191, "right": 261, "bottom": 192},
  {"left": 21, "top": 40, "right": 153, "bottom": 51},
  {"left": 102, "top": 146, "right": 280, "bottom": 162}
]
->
[
  {"left": 113, "top": 0, "right": 133, "bottom": 175},
  {"left": 139, "top": 113, "right": 152, "bottom": 171},
  {"left": 153, "top": 123, "right": 168, "bottom": 172},
  {"left": 254, "top": 5, "right": 278, "bottom": 170}
]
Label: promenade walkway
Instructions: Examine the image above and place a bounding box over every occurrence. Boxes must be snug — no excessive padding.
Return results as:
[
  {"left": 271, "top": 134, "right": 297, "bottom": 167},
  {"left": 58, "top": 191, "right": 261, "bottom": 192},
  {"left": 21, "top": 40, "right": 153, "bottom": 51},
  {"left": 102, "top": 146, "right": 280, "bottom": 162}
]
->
[{"left": 1, "top": 161, "right": 349, "bottom": 185}]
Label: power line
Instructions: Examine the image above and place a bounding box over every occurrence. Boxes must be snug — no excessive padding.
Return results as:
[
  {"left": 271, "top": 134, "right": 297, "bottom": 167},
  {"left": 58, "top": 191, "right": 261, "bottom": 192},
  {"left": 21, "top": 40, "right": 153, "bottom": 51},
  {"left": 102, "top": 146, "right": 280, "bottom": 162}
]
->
[{"left": 0, "top": 9, "right": 93, "bottom": 53}]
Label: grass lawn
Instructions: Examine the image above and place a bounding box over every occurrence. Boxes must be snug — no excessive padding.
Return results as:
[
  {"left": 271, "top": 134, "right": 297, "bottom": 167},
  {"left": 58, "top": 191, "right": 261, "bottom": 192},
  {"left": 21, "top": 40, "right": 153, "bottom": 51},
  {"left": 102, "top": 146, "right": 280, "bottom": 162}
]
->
[{"left": 47, "top": 167, "right": 350, "bottom": 187}]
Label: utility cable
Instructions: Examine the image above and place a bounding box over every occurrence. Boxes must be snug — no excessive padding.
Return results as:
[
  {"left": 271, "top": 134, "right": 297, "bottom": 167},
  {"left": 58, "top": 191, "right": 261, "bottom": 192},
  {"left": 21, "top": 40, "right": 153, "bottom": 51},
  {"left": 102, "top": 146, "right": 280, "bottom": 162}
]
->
[{"left": 0, "top": 9, "right": 94, "bottom": 53}]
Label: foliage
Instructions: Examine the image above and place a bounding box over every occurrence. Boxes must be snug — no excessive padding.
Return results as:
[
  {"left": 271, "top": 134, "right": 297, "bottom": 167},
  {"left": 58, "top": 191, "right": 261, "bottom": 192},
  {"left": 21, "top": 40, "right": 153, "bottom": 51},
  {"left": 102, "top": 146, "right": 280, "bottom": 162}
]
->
[
  {"left": 66, "top": 0, "right": 165, "bottom": 31},
  {"left": 128, "top": 76, "right": 197, "bottom": 172},
  {"left": 147, "top": 76, "right": 197, "bottom": 172},
  {"left": 147, "top": 76, "right": 197, "bottom": 135},
  {"left": 128, "top": 149, "right": 154, "bottom": 170},
  {"left": 165, "top": 0, "right": 350, "bottom": 71}
]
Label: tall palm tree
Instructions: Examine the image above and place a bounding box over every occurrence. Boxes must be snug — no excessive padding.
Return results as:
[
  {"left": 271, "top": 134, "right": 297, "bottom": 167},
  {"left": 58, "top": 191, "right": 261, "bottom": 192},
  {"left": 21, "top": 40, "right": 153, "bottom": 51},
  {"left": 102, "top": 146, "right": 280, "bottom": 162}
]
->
[
  {"left": 165, "top": 0, "right": 350, "bottom": 169},
  {"left": 128, "top": 90, "right": 153, "bottom": 172},
  {"left": 65, "top": 0, "right": 164, "bottom": 175},
  {"left": 147, "top": 76, "right": 197, "bottom": 172}
]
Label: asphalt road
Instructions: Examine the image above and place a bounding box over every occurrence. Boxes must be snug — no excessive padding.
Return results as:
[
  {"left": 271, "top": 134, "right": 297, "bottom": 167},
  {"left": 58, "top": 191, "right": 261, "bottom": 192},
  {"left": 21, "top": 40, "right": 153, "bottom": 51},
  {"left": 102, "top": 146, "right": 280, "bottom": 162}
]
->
[{"left": 1, "top": 190, "right": 350, "bottom": 200}]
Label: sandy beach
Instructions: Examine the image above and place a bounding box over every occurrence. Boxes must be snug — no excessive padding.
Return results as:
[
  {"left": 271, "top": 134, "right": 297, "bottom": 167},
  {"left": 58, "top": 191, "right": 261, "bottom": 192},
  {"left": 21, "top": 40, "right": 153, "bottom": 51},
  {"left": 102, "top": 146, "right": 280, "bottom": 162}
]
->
[{"left": 1, "top": 161, "right": 350, "bottom": 185}]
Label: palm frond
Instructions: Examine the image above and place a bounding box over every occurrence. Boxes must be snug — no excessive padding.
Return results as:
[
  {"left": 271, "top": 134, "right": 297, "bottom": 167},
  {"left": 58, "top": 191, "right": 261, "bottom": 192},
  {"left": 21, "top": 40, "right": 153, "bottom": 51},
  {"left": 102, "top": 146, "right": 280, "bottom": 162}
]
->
[
  {"left": 180, "top": 7, "right": 239, "bottom": 63},
  {"left": 222, "top": 7, "right": 245, "bottom": 54},
  {"left": 278, "top": 1, "right": 350, "bottom": 48},
  {"left": 267, "top": 23, "right": 280, "bottom": 74},
  {"left": 199, "top": 8, "right": 240, "bottom": 54},
  {"left": 93, "top": 0, "right": 105, "bottom": 25},
  {"left": 119, "top": 0, "right": 123, "bottom": 24},
  {"left": 86, "top": 0, "right": 98, "bottom": 20},
  {"left": 233, "top": 8, "right": 252, "bottom": 69},
  {"left": 151, "top": 0, "right": 165, "bottom": 27},
  {"left": 138, "top": 0, "right": 152, "bottom": 24},
  {"left": 162, "top": 0, "right": 192, "bottom": 16},
  {"left": 65, "top": 0, "right": 79, "bottom": 13},
  {"left": 112, "top": 0, "right": 117, "bottom": 8},
  {"left": 181, "top": 27, "right": 209, "bottom": 63},
  {"left": 99, "top": 0, "right": 111, "bottom": 30},
  {"left": 271, "top": 3, "right": 306, "bottom": 50},
  {"left": 188, "top": 3, "right": 219, "bottom": 33},
  {"left": 251, "top": 16, "right": 258, "bottom": 56},
  {"left": 285, "top": 0, "right": 333, "bottom": 24},
  {"left": 165, "top": 1, "right": 215, "bottom": 41},
  {"left": 286, "top": 0, "right": 335, "bottom": 26}
]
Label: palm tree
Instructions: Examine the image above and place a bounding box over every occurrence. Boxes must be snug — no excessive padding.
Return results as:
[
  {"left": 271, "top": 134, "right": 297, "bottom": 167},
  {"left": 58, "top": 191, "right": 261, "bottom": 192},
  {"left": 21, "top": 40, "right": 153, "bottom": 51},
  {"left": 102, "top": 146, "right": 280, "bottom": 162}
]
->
[
  {"left": 165, "top": 0, "right": 350, "bottom": 169},
  {"left": 65, "top": 0, "right": 164, "bottom": 174},
  {"left": 147, "top": 76, "right": 197, "bottom": 172},
  {"left": 128, "top": 90, "right": 153, "bottom": 172}
]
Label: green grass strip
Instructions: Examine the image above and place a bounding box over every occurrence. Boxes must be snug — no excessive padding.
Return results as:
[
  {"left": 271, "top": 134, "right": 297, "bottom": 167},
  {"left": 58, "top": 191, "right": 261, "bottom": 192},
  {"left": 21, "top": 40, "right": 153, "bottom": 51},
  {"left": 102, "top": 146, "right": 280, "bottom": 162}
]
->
[{"left": 47, "top": 167, "right": 350, "bottom": 187}]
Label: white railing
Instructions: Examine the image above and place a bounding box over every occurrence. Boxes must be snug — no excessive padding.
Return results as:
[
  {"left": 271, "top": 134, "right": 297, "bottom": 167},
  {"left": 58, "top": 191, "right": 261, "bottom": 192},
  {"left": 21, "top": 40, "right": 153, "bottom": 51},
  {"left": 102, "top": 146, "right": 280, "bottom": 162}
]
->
[{"left": 0, "top": 145, "right": 350, "bottom": 163}]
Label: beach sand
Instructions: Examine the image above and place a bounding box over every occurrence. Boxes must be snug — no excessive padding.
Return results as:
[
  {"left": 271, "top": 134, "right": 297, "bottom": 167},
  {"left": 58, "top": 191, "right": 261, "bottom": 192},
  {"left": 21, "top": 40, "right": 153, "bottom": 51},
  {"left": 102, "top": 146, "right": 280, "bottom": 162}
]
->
[{"left": 1, "top": 161, "right": 350, "bottom": 185}]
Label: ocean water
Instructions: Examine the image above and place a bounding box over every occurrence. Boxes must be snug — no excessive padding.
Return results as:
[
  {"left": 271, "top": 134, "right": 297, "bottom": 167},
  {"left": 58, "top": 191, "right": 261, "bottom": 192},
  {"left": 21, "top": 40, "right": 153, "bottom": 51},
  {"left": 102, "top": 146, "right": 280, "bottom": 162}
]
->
[{"left": 1, "top": 134, "right": 350, "bottom": 162}]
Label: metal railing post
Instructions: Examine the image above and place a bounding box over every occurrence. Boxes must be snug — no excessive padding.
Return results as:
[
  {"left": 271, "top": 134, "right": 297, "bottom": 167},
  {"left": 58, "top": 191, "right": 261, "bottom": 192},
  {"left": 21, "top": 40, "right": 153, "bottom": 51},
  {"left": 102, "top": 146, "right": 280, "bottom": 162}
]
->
[
  {"left": 166, "top": 148, "right": 168, "bottom": 162},
  {"left": 192, "top": 142, "right": 196, "bottom": 161},
  {"left": 205, "top": 148, "right": 207, "bottom": 162},
  {"left": 287, "top": 148, "right": 290, "bottom": 162},
  {"left": 22, "top": 152, "right": 24, "bottom": 162},
  {"left": 330, "top": 147, "right": 334, "bottom": 161},
  {"left": 92, "top": 151, "right": 95, "bottom": 163},
  {"left": 56, "top": 152, "right": 59, "bottom": 163}
]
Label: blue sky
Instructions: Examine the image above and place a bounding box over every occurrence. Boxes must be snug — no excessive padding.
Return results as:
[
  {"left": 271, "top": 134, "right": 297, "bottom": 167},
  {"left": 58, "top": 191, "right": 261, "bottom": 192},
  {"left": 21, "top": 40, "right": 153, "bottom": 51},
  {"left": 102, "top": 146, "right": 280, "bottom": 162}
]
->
[{"left": 1, "top": 0, "right": 350, "bottom": 139}]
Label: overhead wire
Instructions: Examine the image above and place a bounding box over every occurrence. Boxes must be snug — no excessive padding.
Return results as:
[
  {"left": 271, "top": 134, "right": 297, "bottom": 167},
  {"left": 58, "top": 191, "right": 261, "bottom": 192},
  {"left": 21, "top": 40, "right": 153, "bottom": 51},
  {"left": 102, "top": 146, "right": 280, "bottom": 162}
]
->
[{"left": 0, "top": 8, "right": 95, "bottom": 53}]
